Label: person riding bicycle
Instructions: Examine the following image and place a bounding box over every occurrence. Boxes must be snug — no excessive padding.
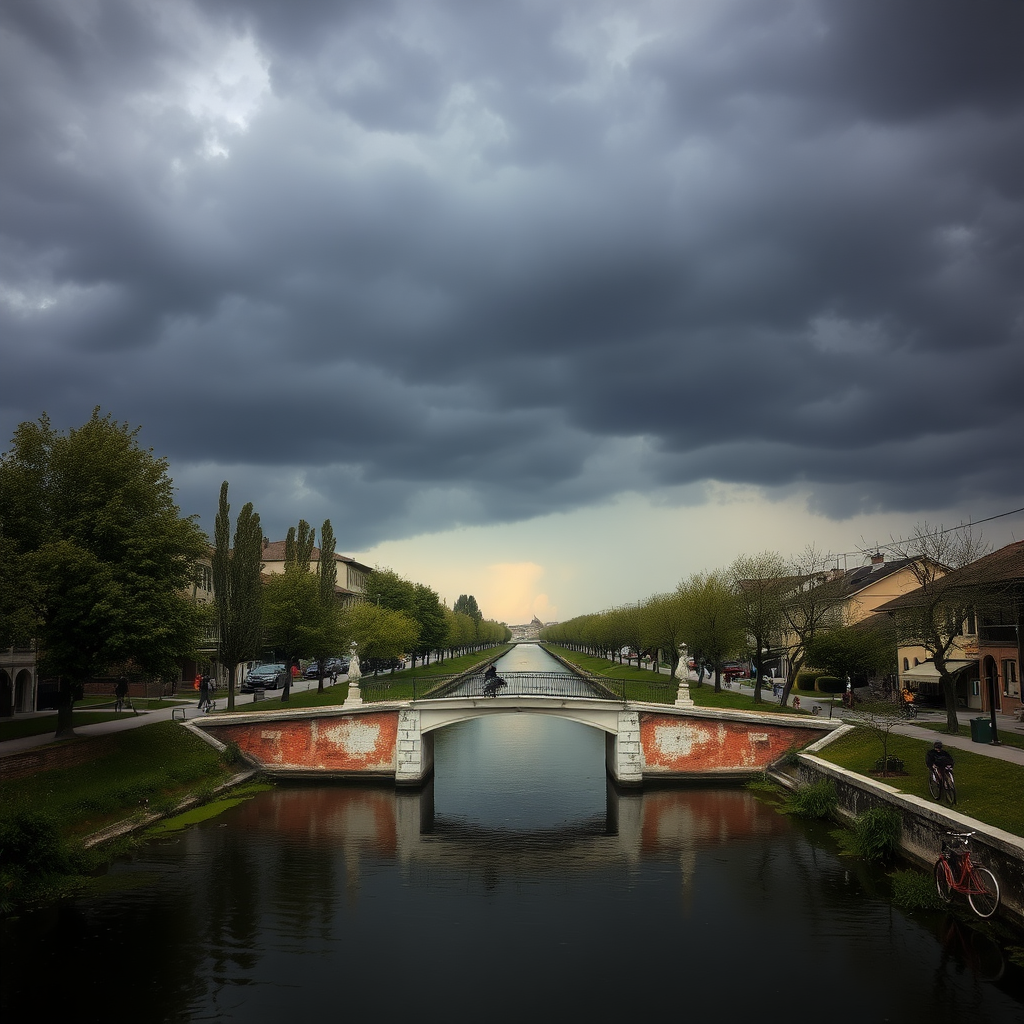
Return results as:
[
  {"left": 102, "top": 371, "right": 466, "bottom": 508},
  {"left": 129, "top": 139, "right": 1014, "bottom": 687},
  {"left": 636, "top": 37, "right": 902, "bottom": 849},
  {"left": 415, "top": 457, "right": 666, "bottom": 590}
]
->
[{"left": 926, "top": 740, "right": 955, "bottom": 783}]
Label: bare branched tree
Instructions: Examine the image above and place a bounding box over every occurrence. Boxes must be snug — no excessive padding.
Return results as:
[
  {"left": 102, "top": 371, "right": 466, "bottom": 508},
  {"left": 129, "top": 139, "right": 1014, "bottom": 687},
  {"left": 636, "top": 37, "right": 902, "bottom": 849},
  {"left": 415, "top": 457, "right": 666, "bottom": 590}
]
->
[{"left": 875, "top": 523, "right": 990, "bottom": 732}]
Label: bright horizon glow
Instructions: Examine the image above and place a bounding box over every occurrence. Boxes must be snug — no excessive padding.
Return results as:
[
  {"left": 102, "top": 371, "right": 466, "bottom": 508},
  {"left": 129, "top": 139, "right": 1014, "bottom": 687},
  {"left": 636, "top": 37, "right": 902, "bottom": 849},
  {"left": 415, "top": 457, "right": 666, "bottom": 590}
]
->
[{"left": 357, "top": 488, "right": 1024, "bottom": 624}]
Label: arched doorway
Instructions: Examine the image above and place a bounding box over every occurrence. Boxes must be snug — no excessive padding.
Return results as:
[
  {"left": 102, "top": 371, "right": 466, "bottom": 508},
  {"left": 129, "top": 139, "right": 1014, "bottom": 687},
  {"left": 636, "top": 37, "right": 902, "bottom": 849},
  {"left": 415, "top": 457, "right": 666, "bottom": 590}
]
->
[{"left": 14, "top": 669, "right": 35, "bottom": 712}]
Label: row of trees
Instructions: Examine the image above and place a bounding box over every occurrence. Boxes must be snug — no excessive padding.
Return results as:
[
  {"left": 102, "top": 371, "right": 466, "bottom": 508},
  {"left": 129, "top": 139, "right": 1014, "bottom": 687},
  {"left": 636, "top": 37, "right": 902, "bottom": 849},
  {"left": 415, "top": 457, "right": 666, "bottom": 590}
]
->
[
  {"left": 542, "top": 527, "right": 990, "bottom": 731},
  {"left": 0, "top": 411, "right": 509, "bottom": 733}
]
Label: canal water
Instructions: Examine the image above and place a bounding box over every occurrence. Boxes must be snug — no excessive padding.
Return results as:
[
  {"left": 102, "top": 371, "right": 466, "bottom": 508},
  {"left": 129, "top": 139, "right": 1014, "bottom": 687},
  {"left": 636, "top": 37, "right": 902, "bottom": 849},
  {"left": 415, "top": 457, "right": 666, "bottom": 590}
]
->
[{"left": 2, "top": 646, "right": 1022, "bottom": 1023}]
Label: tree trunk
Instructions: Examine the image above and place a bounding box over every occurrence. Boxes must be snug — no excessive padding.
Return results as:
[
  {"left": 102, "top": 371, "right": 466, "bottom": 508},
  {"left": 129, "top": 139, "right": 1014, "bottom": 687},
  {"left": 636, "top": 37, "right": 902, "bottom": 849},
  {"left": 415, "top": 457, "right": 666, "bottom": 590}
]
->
[
  {"left": 941, "top": 673, "right": 960, "bottom": 733},
  {"left": 225, "top": 661, "right": 237, "bottom": 711},
  {"left": 54, "top": 678, "right": 75, "bottom": 738}
]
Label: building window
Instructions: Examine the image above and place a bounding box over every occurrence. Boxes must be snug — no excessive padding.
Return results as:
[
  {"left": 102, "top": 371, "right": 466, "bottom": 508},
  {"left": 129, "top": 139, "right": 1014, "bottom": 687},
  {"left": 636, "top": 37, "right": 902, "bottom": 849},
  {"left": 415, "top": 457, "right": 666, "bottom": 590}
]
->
[
  {"left": 913, "top": 657, "right": 920, "bottom": 667},
  {"left": 197, "top": 564, "right": 213, "bottom": 593},
  {"left": 1004, "top": 660, "right": 1019, "bottom": 697},
  {"left": 965, "top": 607, "right": 976, "bottom": 635},
  {"left": 902, "top": 657, "right": 909, "bottom": 671}
]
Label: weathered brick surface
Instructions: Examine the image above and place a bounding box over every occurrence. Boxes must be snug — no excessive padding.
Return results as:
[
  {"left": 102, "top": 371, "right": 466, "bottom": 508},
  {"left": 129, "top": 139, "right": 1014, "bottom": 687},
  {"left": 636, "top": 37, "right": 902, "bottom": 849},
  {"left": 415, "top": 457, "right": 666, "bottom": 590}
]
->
[
  {"left": 205, "top": 712, "right": 398, "bottom": 773},
  {"left": 639, "top": 712, "right": 826, "bottom": 774},
  {"left": 0, "top": 736, "right": 117, "bottom": 781}
]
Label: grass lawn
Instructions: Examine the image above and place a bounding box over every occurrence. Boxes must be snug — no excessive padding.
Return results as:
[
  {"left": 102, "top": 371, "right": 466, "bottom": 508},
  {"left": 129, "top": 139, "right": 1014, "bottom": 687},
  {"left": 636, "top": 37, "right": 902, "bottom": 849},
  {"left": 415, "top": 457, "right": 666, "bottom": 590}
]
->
[
  {"left": 546, "top": 645, "right": 809, "bottom": 714},
  {"left": 223, "top": 648, "right": 511, "bottom": 711},
  {"left": 0, "top": 721, "right": 238, "bottom": 839},
  {"left": 918, "top": 720, "right": 1024, "bottom": 751},
  {"left": 812, "top": 727, "right": 1024, "bottom": 837}
]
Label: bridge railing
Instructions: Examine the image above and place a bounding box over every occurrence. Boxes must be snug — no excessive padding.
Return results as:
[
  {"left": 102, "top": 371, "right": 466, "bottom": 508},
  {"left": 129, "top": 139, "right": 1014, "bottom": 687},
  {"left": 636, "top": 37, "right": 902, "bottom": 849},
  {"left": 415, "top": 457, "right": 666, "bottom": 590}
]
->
[{"left": 358, "top": 670, "right": 681, "bottom": 704}]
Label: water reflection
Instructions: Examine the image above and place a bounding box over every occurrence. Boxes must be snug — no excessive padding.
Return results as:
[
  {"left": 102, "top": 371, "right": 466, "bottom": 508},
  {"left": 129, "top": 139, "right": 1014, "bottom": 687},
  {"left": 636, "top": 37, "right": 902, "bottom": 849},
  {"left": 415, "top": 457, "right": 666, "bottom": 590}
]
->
[{"left": 2, "top": 715, "right": 1022, "bottom": 1024}]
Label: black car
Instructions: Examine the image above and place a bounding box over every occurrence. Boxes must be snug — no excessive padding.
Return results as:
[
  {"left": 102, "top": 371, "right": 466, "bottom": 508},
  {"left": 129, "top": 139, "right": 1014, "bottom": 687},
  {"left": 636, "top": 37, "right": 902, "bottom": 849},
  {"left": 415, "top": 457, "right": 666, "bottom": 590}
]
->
[
  {"left": 304, "top": 658, "right": 349, "bottom": 679},
  {"left": 243, "top": 664, "right": 287, "bottom": 691}
]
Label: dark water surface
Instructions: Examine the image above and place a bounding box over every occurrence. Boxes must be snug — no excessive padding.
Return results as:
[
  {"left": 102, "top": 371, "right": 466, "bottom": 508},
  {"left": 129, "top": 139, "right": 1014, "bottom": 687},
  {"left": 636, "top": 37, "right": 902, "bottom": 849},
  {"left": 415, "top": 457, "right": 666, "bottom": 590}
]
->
[{"left": 2, "top": 647, "right": 1022, "bottom": 1023}]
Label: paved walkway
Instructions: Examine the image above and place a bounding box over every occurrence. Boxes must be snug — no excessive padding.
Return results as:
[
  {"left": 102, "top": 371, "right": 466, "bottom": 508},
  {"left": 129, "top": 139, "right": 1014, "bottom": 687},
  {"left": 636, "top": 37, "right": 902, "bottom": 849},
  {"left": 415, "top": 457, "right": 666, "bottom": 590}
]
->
[
  {"left": 0, "top": 674, "right": 348, "bottom": 758},
  {"left": 694, "top": 674, "right": 1024, "bottom": 765}
]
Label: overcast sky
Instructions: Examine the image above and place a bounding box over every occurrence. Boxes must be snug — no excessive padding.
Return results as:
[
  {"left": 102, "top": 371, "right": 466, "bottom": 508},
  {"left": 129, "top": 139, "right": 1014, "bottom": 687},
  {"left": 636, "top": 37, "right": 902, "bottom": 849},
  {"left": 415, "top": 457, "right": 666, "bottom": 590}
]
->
[{"left": 3, "top": 0, "right": 1023, "bottom": 624}]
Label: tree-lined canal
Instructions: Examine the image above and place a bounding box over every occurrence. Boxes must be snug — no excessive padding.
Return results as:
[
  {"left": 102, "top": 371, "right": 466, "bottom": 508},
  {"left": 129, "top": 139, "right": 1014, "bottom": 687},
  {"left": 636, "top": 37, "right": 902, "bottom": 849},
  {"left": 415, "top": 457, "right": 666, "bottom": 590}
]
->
[{"left": 2, "top": 647, "right": 1022, "bottom": 1022}]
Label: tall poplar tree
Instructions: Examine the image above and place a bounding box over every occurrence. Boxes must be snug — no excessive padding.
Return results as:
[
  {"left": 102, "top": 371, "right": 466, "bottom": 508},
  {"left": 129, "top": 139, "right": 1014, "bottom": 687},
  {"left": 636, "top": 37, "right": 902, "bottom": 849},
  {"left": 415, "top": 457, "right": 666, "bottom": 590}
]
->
[
  {"left": 212, "top": 481, "right": 264, "bottom": 711},
  {"left": 310, "top": 519, "right": 346, "bottom": 692}
]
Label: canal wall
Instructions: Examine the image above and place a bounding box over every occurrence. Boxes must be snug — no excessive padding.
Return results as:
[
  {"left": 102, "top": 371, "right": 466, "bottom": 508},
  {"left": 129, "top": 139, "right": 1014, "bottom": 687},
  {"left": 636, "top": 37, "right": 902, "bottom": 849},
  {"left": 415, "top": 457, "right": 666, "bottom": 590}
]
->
[{"left": 781, "top": 737, "right": 1024, "bottom": 928}]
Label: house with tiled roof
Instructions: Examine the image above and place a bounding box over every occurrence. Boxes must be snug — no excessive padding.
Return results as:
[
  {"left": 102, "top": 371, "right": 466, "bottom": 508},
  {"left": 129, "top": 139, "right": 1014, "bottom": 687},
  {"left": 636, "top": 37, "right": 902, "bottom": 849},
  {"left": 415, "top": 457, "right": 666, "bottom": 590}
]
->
[
  {"left": 877, "top": 541, "right": 1024, "bottom": 716},
  {"left": 259, "top": 539, "right": 373, "bottom": 607}
]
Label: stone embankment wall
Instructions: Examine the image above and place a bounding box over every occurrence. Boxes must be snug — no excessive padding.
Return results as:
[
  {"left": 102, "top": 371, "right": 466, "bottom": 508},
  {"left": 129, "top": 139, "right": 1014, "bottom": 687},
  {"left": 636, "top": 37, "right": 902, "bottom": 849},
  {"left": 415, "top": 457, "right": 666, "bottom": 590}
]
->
[
  {"left": 0, "top": 736, "right": 117, "bottom": 781},
  {"left": 783, "top": 744, "right": 1024, "bottom": 928}
]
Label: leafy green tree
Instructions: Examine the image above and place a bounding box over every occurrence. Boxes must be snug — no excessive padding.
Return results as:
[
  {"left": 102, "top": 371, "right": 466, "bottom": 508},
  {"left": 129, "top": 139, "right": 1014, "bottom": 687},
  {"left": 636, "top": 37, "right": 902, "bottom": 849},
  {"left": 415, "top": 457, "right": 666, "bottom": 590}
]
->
[
  {"left": 453, "top": 594, "right": 482, "bottom": 626},
  {"left": 308, "top": 519, "right": 349, "bottom": 692},
  {"left": 264, "top": 519, "right": 333, "bottom": 701},
  {"left": 212, "top": 482, "right": 265, "bottom": 711},
  {"left": 644, "top": 592, "right": 688, "bottom": 677},
  {"left": 412, "top": 582, "right": 448, "bottom": 666},
  {"left": 731, "top": 552, "right": 789, "bottom": 702},
  {"left": 677, "top": 570, "right": 745, "bottom": 691},
  {"left": 804, "top": 619, "right": 896, "bottom": 686},
  {"left": 0, "top": 410, "right": 208, "bottom": 735},
  {"left": 263, "top": 568, "right": 333, "bottom": 699},
  {"left": 347, "top": 602, "right": 420, "bottom": 673},
  {"left": 364, "top": 566, "right": 418, "bottom": 615}
]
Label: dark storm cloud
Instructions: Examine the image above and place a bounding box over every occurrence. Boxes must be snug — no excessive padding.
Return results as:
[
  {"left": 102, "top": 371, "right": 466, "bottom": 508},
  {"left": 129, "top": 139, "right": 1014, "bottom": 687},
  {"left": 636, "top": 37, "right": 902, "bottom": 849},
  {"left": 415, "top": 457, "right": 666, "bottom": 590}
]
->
[{"left": 2, "top": 0, "right": 1022, "bottom": 548}]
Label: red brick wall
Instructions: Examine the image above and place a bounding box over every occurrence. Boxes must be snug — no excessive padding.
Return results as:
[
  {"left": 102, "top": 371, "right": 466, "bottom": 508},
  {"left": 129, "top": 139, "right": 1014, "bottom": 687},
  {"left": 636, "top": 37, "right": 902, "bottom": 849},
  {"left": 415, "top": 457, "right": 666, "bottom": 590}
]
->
[
  {"left": 640, "top": 712, "right": 825, "bottom": 775},
  {"left": 207, "top": 712, "right": 399, "bottom": 774}
]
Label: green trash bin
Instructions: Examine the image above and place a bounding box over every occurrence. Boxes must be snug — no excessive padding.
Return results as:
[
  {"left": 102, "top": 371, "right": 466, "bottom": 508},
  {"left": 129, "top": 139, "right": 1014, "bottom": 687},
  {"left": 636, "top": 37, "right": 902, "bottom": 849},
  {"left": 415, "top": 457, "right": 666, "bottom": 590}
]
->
[{"left": 970, "top": 716, "right": 993, "bottom": 743}]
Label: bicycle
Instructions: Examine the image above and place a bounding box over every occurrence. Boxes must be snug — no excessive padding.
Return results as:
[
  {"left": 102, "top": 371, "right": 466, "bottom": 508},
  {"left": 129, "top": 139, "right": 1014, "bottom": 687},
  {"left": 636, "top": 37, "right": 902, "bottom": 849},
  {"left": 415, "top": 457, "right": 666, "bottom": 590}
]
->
[
  {"left": 934, "top": 832, "right": 1000, "bottom": 918},
  {"left": 929, "top": 763, "right": 957, "bottom": 805}
]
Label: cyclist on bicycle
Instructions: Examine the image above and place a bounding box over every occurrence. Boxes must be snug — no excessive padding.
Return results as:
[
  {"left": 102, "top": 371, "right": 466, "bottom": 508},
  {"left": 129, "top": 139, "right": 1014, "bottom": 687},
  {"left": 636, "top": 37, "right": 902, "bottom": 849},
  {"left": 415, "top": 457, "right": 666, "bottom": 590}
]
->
[{"left": 926, "top": 740, "right": 955, "bottom": 781}]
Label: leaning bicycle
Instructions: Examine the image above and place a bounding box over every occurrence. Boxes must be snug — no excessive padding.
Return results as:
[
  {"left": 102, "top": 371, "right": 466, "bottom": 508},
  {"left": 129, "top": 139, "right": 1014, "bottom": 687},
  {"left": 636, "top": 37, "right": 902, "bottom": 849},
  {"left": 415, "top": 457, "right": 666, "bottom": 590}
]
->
[
  {"left": 928, "top": 763, "right": 957, "bottom": 805},
  {"left": 934, "top": 832, "right": 1000, "bottom": 918}
]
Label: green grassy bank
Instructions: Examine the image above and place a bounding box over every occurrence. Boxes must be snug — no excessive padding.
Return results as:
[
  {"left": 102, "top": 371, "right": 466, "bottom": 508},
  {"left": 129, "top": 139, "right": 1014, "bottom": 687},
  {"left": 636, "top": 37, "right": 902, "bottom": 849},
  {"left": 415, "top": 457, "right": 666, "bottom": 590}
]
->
[
  {"left": 808, "top": 728, "right": 1024, "bottom": 837},
  {"left": 0, "top": 721, "right": 243, "bottom": 910},
  {"left": 545, "top": 645, "right": 807, "bottom": 713}
]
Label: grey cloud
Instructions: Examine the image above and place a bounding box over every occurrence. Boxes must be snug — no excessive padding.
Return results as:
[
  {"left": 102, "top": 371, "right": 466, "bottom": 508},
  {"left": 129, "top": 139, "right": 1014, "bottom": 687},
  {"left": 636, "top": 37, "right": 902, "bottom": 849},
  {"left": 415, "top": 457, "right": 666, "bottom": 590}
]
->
[{"left": 2, "top": 0, "right": 1022, "bottom": 546}]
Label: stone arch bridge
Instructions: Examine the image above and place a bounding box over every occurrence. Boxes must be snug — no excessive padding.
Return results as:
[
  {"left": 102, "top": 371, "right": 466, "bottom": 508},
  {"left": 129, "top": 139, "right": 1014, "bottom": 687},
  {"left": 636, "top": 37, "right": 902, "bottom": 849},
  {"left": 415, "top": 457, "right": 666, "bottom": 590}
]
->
[{"left": 192, "top": 671, "right": 837, "bottom": 787}]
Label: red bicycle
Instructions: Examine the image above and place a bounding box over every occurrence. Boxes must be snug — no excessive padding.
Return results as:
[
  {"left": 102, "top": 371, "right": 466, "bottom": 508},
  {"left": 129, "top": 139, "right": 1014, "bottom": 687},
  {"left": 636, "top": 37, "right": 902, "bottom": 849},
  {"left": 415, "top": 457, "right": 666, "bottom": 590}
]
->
[{"left": 934, "top": 831, "right": 1000, "bottom": 919}]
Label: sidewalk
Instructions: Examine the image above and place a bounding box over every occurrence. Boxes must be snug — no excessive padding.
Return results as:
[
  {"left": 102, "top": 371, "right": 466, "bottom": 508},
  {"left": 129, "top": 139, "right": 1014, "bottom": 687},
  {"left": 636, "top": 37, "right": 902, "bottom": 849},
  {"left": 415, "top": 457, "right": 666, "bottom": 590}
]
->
[
  {"left": 0, "top": 674, "right": 345, "bottom": 759},
  {"left": 697, "top": 674, "right": 1024, "bottom": 765}
]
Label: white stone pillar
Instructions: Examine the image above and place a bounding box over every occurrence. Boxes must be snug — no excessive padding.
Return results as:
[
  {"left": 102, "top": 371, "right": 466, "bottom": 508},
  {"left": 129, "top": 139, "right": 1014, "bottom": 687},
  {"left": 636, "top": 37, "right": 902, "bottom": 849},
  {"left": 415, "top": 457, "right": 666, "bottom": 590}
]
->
[
  {"left": 608, "top": 710, "right": 643, "bottom": 786},
  {"left": 396, "top": 708, "right": 430, "bottom": 785}
]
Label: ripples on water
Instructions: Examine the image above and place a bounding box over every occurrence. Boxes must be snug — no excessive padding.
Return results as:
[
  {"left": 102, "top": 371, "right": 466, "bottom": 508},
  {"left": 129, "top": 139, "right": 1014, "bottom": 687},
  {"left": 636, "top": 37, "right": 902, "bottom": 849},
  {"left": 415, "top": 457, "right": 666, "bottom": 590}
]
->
[{"left": 2, "top": 651, "right": 1022, "bottom": 1022}]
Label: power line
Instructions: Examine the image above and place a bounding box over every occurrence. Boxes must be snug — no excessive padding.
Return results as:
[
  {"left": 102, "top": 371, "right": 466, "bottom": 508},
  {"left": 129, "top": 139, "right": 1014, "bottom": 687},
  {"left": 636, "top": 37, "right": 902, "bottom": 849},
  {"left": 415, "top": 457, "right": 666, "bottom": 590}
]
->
[{"left": 840, "top": 504, "right": 1024, "bottom": 561}]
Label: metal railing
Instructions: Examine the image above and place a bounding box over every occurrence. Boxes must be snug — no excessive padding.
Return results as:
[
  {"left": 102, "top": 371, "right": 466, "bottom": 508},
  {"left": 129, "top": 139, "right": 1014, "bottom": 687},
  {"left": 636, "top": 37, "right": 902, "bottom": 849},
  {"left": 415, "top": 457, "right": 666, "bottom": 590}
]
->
[{"left": 358, "top": 670, "right": 682, "bottom": 705}]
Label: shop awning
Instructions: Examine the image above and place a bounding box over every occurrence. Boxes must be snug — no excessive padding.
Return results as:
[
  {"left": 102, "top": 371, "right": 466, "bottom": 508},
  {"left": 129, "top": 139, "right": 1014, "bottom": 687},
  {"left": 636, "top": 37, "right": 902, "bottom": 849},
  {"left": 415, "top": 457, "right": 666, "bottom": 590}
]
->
[{"left": 901, "top": 660, "right": 976, "bottom": 682}]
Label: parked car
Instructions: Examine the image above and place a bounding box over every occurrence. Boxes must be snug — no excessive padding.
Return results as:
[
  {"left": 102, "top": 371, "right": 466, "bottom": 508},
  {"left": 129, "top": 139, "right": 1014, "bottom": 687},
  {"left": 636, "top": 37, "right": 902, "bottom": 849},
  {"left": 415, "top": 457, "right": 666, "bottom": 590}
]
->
[
  {"left": 304, "top": 658, "right": 349, "bottom": 679},
  {"left": 244, "top": 664, "right": 287, "bottom": 691},
  {"left": 722, "top": 661, "right": 749, "bottom": 681}
]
